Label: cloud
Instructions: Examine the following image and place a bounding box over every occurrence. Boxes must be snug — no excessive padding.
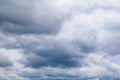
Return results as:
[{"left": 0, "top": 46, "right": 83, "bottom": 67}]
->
[
  {"left": 21, "top": 37, "right": 82, "bottom": 68},
  {"left": 19, "top": 9, "right": 120, "bottom": 79},
  {"left": 0, "top": 0, "right": 64, "bottom": 34},
  {"left": 59, "top": 9, "right": 120, "bottom": 55},
  {"left": 18, "top": 53, "right": 120, "bottom": 80},
  {"left": 0, "top": 0, "right": 120, "bottom": 80},
  {"left": 81, "top": 54, "right": 120, "bottom": 80},
  {"left": 0, "top": 54, "right": 13, "bottom": 67},
  {"left": 0, "top": 0, "right": 120, "bottom": 35}
]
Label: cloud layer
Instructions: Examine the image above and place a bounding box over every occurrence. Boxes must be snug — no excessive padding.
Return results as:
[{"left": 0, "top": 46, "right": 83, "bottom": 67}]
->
[{"left": 0, "top": 0, "right": 120, "bottom": 80}]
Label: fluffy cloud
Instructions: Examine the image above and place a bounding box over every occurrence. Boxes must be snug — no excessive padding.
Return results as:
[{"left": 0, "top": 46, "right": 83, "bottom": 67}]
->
[
  {"left": 0, "top": 0, "right": 120, "bottom": 34},
  {"left": 0, "top": 0, "right": 120, "bottom": 80},
  {"left": 19, "top": 54, "right": 120, "bottom": 80},
  {"left": 82, "top": 54, "right": 120, "bottom": 78}
]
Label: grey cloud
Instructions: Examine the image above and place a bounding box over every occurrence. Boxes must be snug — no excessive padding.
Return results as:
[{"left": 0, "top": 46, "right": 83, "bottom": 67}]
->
[
  {"left": 0, "top": 0, "right": 63, "bottom": 34},
  {"left": 0, "top": 0, "right": 120, "bottom": 35},
  {"left": 2, "top": 34, "right": 92, "bottom": 68},
  {"left": 105, "top": 22, "right": 120, "bottom": 32},
  {"left": 100, "top": 33, "right": 120, "bottom": 55},
  {"left": 19, "top": 54, "right": 120, "bottom": 80},
  {"left": 0, "top": 9, "right": 119, "bottom": 70},
  {"left": 1, "top": 9, "right": 119, "bottom": 69},
  {"left": 13, "top": 32, "right": 97, "bottom": 68},
  {"left": 0, "top": 0, "right": 120, "bottom": 80},
  {"left": 22, "top": 38, "right": 81, "bottom": 68},
  {"left": 0, "top": 55, "right": 13, "bottom": 67}
]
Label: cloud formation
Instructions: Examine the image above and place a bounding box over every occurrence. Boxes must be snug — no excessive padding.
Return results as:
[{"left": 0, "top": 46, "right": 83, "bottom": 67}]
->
[
  {"left": 0, "top": 0, "right": 64, "bottom": 34},
  {"left": 0, "top": 54, "right": 12, "bottom": 67},
  {"left": 0, "top": 0, "right": 120, "bottom": 80}
]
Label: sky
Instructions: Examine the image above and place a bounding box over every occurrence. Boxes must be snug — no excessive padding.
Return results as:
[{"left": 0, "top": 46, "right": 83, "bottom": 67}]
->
[{"left": 0, "top": 0, "right": 120, "bottom": 80}]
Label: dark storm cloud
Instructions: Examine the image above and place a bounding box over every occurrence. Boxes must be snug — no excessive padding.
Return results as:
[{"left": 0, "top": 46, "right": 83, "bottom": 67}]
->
[
  {"left": 22, "top": 38, "right": 82, "bottom": 68},
  {"left": 3, "top": 33, "right": 95, "bottom": 69}
]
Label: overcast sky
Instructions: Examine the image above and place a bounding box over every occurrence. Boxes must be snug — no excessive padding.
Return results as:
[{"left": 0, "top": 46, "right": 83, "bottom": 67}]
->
[{"left": 0, "top": 0, "right": 120, "bottom": 80}]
